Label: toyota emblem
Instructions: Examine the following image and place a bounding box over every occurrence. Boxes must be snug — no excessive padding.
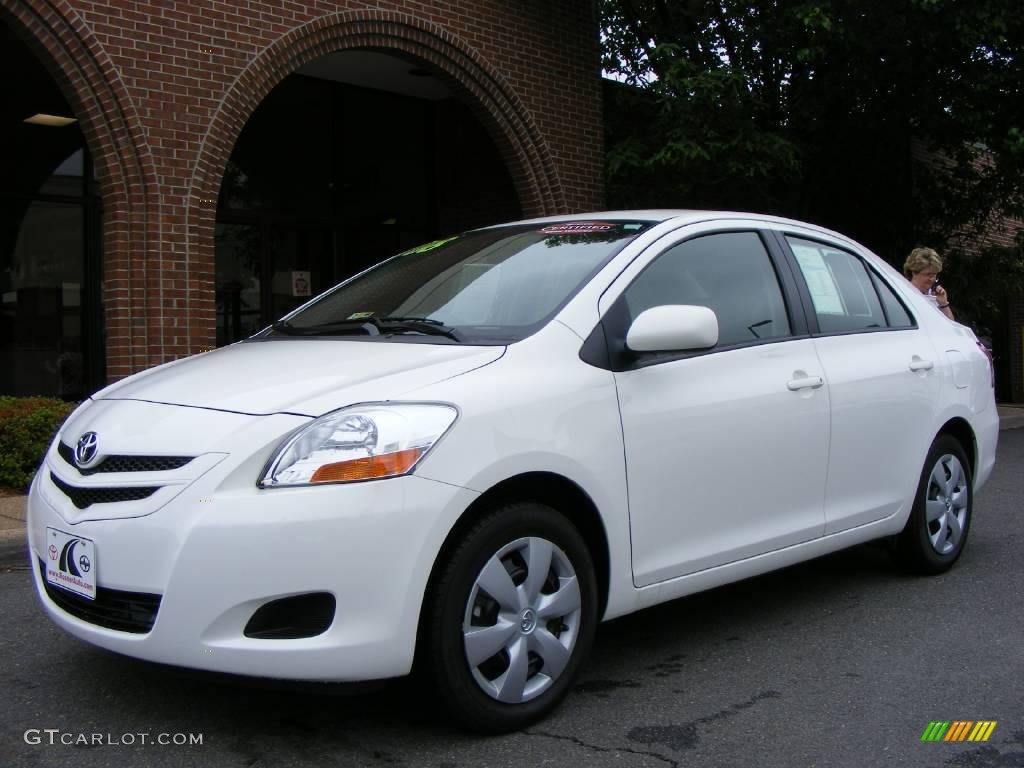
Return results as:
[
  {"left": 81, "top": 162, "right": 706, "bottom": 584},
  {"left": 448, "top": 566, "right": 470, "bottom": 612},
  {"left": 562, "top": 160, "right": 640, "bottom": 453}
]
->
[{"left": 75, "top": 432, "right": 100, "bottom": 467}]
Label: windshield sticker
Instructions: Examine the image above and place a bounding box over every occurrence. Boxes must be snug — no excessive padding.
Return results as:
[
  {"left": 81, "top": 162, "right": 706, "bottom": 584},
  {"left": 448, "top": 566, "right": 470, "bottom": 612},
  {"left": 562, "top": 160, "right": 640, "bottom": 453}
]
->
[
  {"left": 540, "top": 222, "right": 616, "bottom": 235},
  {"left": 398, "top": 236, "right": 458, "bottom": 256},
  {"left": 346, "top": 311, "right": 375, "bottom": 320}
]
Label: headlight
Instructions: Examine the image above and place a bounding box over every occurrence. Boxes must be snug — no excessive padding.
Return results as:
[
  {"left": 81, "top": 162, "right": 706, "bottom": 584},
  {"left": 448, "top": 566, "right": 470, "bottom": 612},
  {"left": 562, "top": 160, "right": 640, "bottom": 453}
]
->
[{"left": 260, "top": 403, "right": 458, "bottom": 487}]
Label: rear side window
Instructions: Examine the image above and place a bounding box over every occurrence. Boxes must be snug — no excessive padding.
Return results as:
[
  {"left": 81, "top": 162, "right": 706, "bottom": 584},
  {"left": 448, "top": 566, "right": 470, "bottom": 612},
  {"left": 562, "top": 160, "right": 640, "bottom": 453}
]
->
[
  {"left": 622, "top": 231, "right": 792, "bottom": 348},
  {"left": 871, "top": 272, "right": 915, "bottom": 328},
  {"left": 787, "top": 237, "right": 887, "bottom": 333}
]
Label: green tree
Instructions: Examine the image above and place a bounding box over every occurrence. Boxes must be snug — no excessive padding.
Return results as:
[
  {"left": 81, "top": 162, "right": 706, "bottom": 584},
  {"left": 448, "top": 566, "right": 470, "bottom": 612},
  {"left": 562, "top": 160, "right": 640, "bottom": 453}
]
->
[{"left": 602, "top": 0, "right": 1024, "bottom": 266}]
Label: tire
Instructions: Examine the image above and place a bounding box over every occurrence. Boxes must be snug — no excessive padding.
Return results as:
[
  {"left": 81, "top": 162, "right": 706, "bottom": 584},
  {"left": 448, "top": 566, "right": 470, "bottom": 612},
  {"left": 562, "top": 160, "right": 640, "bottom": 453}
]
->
[
  {"left": 422, "top": 502, "right": 598, "bottom": 733},
  {"left": 896, "top": 434, "right": 973, "bottom": 575}
]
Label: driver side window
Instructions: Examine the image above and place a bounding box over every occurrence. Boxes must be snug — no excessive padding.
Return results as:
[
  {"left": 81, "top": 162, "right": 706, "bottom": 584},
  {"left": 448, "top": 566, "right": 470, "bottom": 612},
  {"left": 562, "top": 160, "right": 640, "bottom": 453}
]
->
[{"left": 622, "top": 231, "right": 792, "bottom": 348}]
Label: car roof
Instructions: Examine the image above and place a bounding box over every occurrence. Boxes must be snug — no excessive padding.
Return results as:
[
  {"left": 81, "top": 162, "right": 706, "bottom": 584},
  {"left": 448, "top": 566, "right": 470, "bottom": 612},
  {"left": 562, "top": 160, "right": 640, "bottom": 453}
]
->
[
  {"left": 489, "top": 210, "right": 861, "bottom": 246},
  {"left": 505, "top": 209, "right": 713, "bottom": 225}
]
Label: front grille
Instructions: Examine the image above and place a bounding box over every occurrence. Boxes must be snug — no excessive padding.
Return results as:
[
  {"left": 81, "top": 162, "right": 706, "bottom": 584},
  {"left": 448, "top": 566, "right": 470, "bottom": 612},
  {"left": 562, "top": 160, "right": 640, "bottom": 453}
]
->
[
  {"left": 58, "top": 441, "right": 193, "bottom": 475},
  {"left": 50, "top": 472, "right": 160, "bottom": 509},
  {"left": 39, "top": 559, "right": 162, "bottom": 633}
]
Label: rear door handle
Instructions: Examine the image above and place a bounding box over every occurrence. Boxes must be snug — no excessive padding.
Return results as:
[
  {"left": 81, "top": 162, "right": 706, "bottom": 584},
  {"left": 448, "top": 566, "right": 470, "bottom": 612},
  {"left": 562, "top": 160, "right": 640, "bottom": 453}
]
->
[
  {"left": 909, "top": 357, "right": 934, "bottom": 372},
  {"left": 787, "top": 376, "right": 824, "bottom": 391}
]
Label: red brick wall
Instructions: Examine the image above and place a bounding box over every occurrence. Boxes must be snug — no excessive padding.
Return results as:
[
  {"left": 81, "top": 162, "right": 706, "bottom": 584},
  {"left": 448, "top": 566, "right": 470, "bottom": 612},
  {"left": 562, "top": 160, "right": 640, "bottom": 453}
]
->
[{"left": 2, "top": 0, "right": 604, "bottom": 379}]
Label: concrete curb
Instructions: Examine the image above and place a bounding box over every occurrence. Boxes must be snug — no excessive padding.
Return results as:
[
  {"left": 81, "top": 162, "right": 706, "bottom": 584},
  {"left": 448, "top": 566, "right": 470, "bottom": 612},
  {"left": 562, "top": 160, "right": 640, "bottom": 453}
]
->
[
  {"left": 0, "top": 541, "right": 28, "bottom": 569},
  {"left": 999, "top": 406, "right": 1024, "bottom": 431},
  {"left": 0, "top": 495, "right": 28, "bottom": 558}
]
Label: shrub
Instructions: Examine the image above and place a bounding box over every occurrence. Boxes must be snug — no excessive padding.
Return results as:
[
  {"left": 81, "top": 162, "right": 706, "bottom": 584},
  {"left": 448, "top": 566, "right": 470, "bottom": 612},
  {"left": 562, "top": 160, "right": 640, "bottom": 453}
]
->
[{"left": 0, "top": 397, "right": 78, "bottom": 492}]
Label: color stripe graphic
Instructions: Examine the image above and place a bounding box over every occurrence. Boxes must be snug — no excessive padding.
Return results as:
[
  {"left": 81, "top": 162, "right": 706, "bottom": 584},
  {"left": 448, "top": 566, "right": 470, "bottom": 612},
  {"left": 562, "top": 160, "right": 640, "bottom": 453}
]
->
[
  {"left": 967, "top": 722, "right": 998, "bottom": 742},
  {"left": 921, "top": 721, "right": 996, "bottom": 742},
  {"left": 922, "top": 722, "right": 950, "bottom": 741}
]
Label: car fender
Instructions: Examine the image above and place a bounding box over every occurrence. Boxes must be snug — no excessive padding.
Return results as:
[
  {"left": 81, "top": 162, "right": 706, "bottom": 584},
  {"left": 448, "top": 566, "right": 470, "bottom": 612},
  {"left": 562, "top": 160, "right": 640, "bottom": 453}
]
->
[{"left": 408, "top": 323, "right": 637, "bottom": 620}]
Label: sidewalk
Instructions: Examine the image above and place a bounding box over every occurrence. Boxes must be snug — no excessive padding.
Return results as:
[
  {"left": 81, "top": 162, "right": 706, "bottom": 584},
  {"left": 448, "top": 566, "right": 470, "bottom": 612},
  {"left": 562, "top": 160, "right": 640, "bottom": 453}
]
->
[
  {"left": 3, "top": 405, "right": 1024, "bottom": 558},
  {"left": 0, "top": 492, "right": 28, "bottom": 565}
]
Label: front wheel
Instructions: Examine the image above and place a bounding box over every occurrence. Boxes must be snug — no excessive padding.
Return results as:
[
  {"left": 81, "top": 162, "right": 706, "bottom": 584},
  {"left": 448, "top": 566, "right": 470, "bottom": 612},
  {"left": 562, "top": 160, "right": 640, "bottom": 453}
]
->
[
  {"left": 422, "top": 502, "right": 598, "bottom": 732},
  {"left": 896, "top": 434, "right": 973, "bottom": 574}
]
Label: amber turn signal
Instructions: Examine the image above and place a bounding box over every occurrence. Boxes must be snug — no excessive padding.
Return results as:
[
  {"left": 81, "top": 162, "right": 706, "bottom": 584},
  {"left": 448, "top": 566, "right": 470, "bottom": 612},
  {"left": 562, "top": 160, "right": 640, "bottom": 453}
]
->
[{"left": 310, "top": 447, "right": 424, "bottom": 483}]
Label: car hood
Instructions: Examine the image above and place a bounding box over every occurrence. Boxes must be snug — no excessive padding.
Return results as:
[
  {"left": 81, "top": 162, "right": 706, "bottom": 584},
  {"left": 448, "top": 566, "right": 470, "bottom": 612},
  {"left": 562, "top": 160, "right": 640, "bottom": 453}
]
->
[{"left": 94, "top": 340, "right": 506, "bottom": 416}]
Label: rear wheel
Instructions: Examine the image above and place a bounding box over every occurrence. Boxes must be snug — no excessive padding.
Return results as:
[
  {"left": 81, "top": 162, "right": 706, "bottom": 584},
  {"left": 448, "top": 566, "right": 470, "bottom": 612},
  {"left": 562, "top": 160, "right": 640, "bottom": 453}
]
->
[
  {"left": 422, "top": 502, "right": 597, "bottom": 732},
  {"left": 896, "top": 434, "right": 973, "bottom": 574}
]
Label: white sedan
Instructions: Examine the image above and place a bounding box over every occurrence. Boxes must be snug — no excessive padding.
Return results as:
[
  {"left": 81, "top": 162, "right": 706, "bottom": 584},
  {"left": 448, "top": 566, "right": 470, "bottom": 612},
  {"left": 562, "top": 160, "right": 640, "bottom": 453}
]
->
[{"left": 28, "top": 211, "right": 998, "bottom": 732}]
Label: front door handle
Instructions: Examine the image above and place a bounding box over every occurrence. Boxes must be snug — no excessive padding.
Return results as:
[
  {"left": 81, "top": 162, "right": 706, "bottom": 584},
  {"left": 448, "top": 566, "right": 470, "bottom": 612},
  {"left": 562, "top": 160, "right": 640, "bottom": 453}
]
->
[
  {"left": 909, "top": 357, "right": 934, "bottom": 372},
  {"left": 787, "top": 375, "right": 824, "bottom": 391}
]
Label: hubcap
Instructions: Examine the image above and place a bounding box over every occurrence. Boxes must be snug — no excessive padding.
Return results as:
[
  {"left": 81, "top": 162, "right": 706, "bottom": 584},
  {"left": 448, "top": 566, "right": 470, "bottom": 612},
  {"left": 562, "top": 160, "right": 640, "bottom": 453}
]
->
[
  {"left": 463, "top": 536, "right": 582, "bottom": 704},
  {"left": 924, "top": 453, "right": 969, "bottom": 555}
]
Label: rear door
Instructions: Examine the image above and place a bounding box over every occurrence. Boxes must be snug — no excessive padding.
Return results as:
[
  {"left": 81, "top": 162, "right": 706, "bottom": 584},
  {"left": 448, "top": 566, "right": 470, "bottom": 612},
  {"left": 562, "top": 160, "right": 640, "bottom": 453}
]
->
[{"left": 775, "top": 231, "right": 940, "bottom": 532}]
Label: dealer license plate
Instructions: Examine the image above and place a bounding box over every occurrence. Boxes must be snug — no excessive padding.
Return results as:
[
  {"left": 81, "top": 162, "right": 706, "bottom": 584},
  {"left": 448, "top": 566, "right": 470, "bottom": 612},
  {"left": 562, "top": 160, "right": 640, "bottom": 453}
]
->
[{"left": 44, "top": 527, "right": 97, "bottom": 600}]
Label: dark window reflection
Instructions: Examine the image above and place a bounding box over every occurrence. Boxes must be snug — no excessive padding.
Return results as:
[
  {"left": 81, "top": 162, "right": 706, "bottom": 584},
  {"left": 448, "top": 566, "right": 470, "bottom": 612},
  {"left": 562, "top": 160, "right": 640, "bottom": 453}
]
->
[
  {"left": 215, "top": 223, "right": 262, "bottom": 346},
  {"left": 1, "top": 202, "right": 84, "bottom": 397},
  {"left": 215, "top": 67, "right": 521, "bottom": 344},
  {"left": 1, "top": 25, "right": 102, "bottom": 399}
]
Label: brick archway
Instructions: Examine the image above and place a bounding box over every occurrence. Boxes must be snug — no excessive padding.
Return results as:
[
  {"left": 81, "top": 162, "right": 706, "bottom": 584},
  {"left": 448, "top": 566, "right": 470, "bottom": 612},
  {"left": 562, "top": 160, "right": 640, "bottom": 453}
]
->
[
  {"left": 187, "top": 10, "right": 567, "bottom": 348},
  {"left": 1, "top": 0, "right": 160, "bottom": 378}
]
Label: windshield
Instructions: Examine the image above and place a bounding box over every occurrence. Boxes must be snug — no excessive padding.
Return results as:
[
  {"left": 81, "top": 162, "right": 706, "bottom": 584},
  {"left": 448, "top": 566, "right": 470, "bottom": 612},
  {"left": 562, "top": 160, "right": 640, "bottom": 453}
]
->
[{"left": 262, "top": 220, "right": 653, "bottom": 344}]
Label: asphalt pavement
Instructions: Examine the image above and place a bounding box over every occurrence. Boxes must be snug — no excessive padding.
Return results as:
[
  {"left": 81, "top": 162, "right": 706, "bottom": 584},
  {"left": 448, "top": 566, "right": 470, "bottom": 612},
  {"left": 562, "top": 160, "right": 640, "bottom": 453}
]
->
[{"left": 0, "top": 414, "right": 1022, "bottom": 768}]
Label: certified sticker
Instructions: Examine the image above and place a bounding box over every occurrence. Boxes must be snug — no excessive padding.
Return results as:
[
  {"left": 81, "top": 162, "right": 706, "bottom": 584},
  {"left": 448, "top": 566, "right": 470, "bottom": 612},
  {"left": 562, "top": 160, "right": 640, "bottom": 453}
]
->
[
  {"left": 540, "top": 221, "right": 616, "bottom": 235},
  {"left": 45, "top": 527, "right": 97, "bottom": 600}
]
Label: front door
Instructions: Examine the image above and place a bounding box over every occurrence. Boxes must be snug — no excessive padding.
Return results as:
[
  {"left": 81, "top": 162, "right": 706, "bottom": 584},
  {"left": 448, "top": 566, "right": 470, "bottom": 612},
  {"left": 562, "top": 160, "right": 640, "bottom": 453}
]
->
[{"left": 602, "top": 228, "right": 830, "bottom": 587}]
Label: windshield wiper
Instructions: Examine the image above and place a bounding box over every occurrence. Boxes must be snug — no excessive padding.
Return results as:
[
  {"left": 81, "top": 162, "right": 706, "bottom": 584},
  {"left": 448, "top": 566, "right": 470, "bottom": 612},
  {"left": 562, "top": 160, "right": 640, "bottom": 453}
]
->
[
  {"left": 378, "top": 317, "right": 462, "bottom": 341},
  {"left": 271, "top": 319, "right": 382, "bottom": 336},
  {"left": 378, "top": 315, "right": 444, "bottom": 325},
  {"left": 272, "top": 317, "right": 461, "bottom": 341}
]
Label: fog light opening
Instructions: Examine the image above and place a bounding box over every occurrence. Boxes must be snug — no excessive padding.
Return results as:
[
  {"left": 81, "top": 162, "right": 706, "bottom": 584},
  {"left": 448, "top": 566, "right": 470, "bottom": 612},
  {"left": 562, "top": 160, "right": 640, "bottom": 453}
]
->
[{"left": 243, "top": 592, "right": 336, "bottom": 639}]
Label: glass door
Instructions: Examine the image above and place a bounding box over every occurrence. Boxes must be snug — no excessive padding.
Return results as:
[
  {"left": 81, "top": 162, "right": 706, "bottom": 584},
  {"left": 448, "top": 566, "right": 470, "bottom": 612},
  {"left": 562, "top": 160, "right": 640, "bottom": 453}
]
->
[
  {"left": 215, "top": 220, "right": 334, "bottom": 345},
  {"left": 269, "top": 225, "right": 333, "bottom": 321},
  {"left": 215, "top": 222, "right": 263, "bottom": 346},
  {"left": 1, "top": 201, "right": 83, "bottom": 397}
]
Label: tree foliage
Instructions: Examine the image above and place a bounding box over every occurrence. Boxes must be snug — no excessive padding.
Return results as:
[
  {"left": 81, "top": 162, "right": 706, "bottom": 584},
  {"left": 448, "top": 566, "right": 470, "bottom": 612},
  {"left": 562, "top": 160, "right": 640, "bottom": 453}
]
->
[{"left": 602, "top": 0, "right": 1024, "bottom": 278}]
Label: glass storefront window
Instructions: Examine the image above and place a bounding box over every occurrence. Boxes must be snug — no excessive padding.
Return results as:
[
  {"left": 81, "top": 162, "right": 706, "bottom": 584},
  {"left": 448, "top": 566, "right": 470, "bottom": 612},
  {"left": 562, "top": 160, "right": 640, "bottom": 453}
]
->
[
  {"left": 1, "top": 141, "right": 99, "bottom": 399},
  {"left": 1, "top": 201, "right": 85, "bottom": 397},
  {"left": 3, "top": 24, "right": 102, "bottom": 399},
  {"left": 215, "top": 223, "right": 264, "bottom": 346}
]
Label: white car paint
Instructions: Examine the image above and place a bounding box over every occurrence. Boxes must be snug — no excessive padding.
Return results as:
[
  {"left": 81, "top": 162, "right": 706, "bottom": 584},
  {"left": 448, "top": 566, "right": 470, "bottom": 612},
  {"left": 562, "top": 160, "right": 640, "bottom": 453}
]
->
[
  {"left": 100, "top": 339, "right": 505, "bottom": 416},
  {"left": 27, "top": 210, "right": 999, "bottom": 685}
]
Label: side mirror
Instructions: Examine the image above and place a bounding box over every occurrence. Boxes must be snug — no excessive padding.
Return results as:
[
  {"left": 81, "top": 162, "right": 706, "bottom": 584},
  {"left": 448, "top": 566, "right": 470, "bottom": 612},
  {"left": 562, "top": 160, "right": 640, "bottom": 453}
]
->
[{"left": 625, "top": 305, "right": 719, "bottom": 352}]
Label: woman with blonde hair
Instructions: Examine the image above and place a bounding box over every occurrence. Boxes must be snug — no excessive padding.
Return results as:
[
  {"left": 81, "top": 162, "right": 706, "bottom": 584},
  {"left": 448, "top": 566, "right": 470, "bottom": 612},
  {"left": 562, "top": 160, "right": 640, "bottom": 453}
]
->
[{"left": 904, "top": 247, "right": 954, "bottom": 320}]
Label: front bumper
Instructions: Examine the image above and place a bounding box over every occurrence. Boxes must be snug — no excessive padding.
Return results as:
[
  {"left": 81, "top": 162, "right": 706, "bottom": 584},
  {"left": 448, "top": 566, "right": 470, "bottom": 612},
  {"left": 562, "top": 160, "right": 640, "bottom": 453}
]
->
[{"left": 28, "top": 470, "right": 478, "bottom": 681}]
